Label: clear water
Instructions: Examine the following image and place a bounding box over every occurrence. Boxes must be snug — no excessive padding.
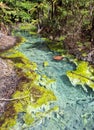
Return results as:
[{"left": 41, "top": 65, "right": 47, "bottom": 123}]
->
[{"left": 14, "top": 31, "right": 94, "bottom": 130}]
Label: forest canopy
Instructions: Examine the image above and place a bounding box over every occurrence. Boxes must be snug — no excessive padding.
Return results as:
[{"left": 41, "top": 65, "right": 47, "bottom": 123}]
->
[{"left": 0, "top": 0, "right": 94, "bottom": 62}]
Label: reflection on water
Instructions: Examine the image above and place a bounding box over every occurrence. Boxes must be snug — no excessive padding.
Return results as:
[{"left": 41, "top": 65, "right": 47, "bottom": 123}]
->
[{"left": 13, "top": 31, "right": 94, "bottom": 130}]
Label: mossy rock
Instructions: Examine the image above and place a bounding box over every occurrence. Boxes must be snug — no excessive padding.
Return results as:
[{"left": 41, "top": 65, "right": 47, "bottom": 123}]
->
[
  {"left": 0, "top": 49, "right": 56, "bottom": 128},
  {"left": 67, "top": 61, "right": 94, "bottom": 91}
]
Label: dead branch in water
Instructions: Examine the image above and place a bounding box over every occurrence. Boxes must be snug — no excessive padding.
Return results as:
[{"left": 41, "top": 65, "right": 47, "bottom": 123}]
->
[{"left": 0, "top": 95, "right": 30, "bottom": 101}]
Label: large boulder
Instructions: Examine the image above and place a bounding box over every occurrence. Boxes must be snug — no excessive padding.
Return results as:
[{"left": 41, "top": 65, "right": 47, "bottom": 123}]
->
[
  {"left": 0, "top": 32, "right": 17, "bottom": 51},
  {"left": 0, "top": 58, "right": 18, "bottom": 115}
]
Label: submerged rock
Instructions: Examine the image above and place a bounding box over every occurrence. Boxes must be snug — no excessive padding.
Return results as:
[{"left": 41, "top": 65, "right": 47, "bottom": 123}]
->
[
  {"left": 0, "top": 58, "right": 18, "bottom": 115},
  {"left": 0, "top": 32, "right": 17, "bottom": 51}
]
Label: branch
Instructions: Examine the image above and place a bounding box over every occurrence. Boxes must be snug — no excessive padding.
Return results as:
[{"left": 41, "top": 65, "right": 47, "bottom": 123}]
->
[{"left": 0, "top": 95, "right": 29, "bottom": 101}]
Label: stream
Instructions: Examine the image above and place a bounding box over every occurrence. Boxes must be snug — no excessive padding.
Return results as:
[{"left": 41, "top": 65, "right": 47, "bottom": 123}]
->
[{"left": 9, "top": 30, "right": 94, "bottom": 130}]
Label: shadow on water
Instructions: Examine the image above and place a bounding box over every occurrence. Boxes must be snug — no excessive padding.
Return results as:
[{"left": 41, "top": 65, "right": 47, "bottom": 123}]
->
[
  {"left": 61, "top": 75, "right": 73, "bottom": 87},
  {"left": 27, "top": 42, "right": 50, "bottom": 52}
]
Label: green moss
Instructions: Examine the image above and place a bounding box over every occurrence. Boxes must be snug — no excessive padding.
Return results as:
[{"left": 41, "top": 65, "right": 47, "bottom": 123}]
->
[
  {"left": 12, "top": 83, "right": 56, "bottom": 109},
  {"left": 43, "top": 61, "right": 49, "bottom": 67},
  {"left": 16, "top": 36, "right": 26, "bottom": 44},
  {"left": 31, "top": 85, "right": 56, "bottom": 108},
  {"left": 48, "top": 41, "right": 67, "bottom": 54},
  {"left": 11, "top": 82, "right": 56, "bottom": 113},
  {"left": 0, "top": 42, "right": 56, "bottom": 128},
  {"left": 35, "top": 90, "right": 56, "bottom": 107},
  {"left": 0, "top": 47, "right": 57, "bottom": 129},
  {"left": 1, "top": 118, "right": 16, "bottom": 130},
  {"left": 34, "top": 106, "right": 59, "bottom": 120},
  {"left": 0, "top": 73, "right": 56, "bottom": 128},
  {"left": 14, "top": 102, "right": 24, "bottom": 113},
  {"left": 58, "top": 36, "right": 66, "bottom": 41},
  {"left": 67, "top": 61, "right": 94, "bottom": 91},
  {"left": 24, "top": 114, "right": 34, "bottom": 125},
  {"left": 0, "top": 102, "right": 17, "bottom": 130},
  {"left": 0, "top": 50, "right": 37, "bottom": 78},
  {"left": 9, "top": 82, "right": 56, "bottom": 127},
  {"left": 40, "top": 74, "right": 56, "bottom": 87}
]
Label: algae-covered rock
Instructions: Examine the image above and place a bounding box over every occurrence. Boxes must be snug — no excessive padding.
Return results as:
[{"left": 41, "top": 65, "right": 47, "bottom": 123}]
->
[
  {"left": 0, "top": 49, "right": 56, "bottom": 129},
  {"left": 67, "top": 61, "right": 94, "bottom": 91},
  {"left": 0, "top": 58, "right": 18, "bottom": 115}
]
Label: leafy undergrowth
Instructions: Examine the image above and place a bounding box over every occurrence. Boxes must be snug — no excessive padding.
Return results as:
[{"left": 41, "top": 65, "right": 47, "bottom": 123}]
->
[
  {"left": 67, "top": 61, "right": 94, "bottom": 91},
  {"left": 0, "top": 49, "right": 57, "bottom": 129}
]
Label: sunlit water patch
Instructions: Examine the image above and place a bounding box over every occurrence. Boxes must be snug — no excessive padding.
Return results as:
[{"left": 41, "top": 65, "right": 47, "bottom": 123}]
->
[{"left": 12, "top": 31, "right": 94, "bottom": 130}]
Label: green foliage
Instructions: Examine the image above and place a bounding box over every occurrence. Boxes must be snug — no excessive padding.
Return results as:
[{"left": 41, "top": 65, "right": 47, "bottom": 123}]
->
[
  {"left": 0, "top": 1, "right": 33, "bottom": 24},
  {"left": 0, "top": 0, "right": 93, "bottom": 43}
]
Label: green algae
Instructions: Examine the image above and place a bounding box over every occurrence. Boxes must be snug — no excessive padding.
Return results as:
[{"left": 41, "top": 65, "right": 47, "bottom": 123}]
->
[
  {"left": 48, "top": 41, "right": 66, "bottom": 53},
  {"left": 24, "top": 113, "right": 34, "bottom": 126},
  {"left": 0, "top": 102, "right": 17, "bottom": 130},
  {"left": 10, "top": 82, "right": 56, "bottom": 128},
  {"left": 0, "top": 50, "right": 38, "bottom": 78},
  {"left": 0, "top": 46, "right": 56, "bottom": 129},
  {"left": 67, "top": 61, "right": 94, "bottom": 91},
  {"left": 31, "top": 85, "right": 56, "bottom": 108},
  {"left": 23, "top": 105, "right": 59, "bottom": 128},
  {"left": 39, "top": 74, "right": 56, "bottom": 88},
  {"left": 12, "top": 82, "right": 56, "bottom": 109},
  {"left": 43, "top": 61, "right": 49, "bottom": 67},
  {"left": 1, "top": 118, "right": 16, "bottom": 130}
]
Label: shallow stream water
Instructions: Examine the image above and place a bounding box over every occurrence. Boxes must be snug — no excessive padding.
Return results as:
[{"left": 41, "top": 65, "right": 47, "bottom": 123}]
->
[{"left": 12, "top": 31, "right": 94, "bottom": 130}]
